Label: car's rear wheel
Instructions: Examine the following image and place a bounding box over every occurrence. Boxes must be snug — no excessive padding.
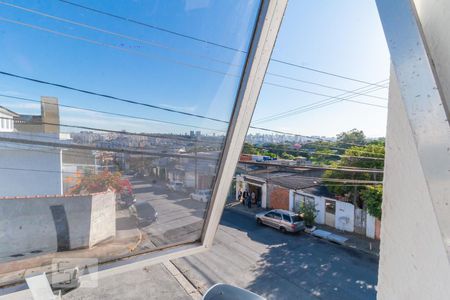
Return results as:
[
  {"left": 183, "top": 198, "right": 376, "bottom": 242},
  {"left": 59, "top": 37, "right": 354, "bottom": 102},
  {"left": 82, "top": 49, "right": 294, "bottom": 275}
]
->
[
  {"left": 280, "top": 227, "right": 287, "bottom": 234},
  {"left": 256, "top": 218, "right": 262, "bottom": 225}
]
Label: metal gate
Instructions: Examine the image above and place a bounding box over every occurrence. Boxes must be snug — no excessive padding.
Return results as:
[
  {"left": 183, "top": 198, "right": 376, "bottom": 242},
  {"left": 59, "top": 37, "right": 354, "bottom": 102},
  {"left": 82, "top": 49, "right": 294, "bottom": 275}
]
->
[
  {"left": 354, "top": 208, "right": 366, "bottom": 235},
  {"left": 325, "top": 199, "right": 336, "bottom": 227}
]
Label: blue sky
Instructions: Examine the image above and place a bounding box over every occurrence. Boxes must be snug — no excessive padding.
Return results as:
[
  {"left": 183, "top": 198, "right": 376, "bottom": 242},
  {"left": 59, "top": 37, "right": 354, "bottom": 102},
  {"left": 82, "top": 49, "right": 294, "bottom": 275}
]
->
[
  {"left": 253, "top": 0, "right": 390, "bottom": 138},
  {"left": 0, "top": 0, "right": 389, "bottom": 138}
]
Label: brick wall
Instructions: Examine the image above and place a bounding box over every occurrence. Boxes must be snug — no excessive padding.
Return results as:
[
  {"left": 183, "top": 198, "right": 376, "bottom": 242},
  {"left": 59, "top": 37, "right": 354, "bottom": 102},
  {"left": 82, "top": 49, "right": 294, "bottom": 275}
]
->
[{"left": 269, "top": 186, "right": 289, "bottom": 210}]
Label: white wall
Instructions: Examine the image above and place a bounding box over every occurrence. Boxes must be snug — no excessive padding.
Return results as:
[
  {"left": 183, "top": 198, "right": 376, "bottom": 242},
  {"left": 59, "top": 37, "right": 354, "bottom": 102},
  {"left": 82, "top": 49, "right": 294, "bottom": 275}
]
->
[
  {"left": 0, "top": 112, "right": 14, "bottom": 132},
  {"left": 292, "top": 192, "right": 325, "bottom": 225},
  {"left": 335, "top": 201, "right": 354, "bottom": 232},
  {"left": 377, "top": 68, "right": 450, "bottom": 300},
  {"left": 0, "top": 143, "right": 63, "bottom": 197},
  {"left": 314, "top": 197, "right": 325, "bottom": 225},
  {"left": 261, "top": 183, "right": 267, "bottom": 208},
  {"left": 377, "top": 1, "right": 450, "bottom": 298},
  {"left": 0, "top": 191, "right": 115, "bottom": 259},
  {"left": 366, "top": 213, "right": 376, "bottom": 239}
]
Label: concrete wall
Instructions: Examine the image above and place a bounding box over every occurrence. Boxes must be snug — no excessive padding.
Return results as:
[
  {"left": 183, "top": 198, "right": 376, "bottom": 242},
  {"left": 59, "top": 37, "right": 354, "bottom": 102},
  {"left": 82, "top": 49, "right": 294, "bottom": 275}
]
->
[
  {"left": 377, "top": 68, "right": 450, "bottom": 300},
  {"left": 377, "top": 1, "right": 450, "bottom": 299},
  {"left": 0, "top": 191, "right": 115, "bottom": 259}
]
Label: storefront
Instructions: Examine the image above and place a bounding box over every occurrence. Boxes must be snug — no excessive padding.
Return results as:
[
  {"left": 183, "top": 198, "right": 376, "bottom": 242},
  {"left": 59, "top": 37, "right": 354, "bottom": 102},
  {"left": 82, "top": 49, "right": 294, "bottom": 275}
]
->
[{"left": 235, "top": 175, "right": 267, "bottom": 208}]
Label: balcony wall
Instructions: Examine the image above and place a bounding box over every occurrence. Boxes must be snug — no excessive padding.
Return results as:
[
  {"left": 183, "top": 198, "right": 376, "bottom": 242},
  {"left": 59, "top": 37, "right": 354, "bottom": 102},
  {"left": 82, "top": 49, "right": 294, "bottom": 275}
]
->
[{"left": 0, "top": 191, "right": 115, "bottom": 259}]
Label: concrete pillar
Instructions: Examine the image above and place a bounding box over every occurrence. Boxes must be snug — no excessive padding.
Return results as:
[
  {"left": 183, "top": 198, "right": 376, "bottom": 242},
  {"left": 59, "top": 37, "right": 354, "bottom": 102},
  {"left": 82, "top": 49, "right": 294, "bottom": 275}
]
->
[
  {"left": 376, "top": 0, "right": 450, "bottom": 298},
  {"left": 261, "top": 183, "right": 267, "bottom": 209}
]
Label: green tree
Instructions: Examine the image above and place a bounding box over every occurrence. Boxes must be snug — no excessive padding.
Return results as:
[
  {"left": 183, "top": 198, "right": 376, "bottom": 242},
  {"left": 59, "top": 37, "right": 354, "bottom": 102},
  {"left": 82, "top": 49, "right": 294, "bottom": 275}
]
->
[
  {"left": 242, "top": 142, "right": 260, "bottom": 155},
  {"left": 298, "top": 200, "right": 318, "bottom": 228},
  {"left": 280, "top": 152, "right": 295, "bottom": 160},
  {"left": 323, "top": 141, "right": 385, "bottom": 210},
  {"left": 337, "top": 129, "right": 366, "bottom": 146},
  {"left": 361, "top": 185, "right": 383, "bottom": 219}
]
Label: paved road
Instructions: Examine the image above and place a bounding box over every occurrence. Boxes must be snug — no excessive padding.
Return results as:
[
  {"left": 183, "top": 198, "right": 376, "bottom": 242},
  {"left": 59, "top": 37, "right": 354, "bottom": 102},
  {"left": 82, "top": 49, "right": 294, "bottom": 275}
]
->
[
  {"left": 116, "top": 177, "right": 207, "bottom": 249},
  {"left": 173, "top": 210, "right": 379, "bottom": 300}
]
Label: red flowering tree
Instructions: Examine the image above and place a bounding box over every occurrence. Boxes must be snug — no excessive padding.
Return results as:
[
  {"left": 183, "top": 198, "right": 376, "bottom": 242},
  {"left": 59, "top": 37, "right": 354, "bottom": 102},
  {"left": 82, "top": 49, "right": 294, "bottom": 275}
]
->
[{"left": 66, "top": 170, "right": 123, "bottom": 195}]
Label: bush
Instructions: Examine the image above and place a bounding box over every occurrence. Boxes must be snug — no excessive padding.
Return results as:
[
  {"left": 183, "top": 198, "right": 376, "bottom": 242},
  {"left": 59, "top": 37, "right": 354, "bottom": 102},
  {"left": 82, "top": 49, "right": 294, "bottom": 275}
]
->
[
  {"left": 298, "top": 200, "right": 318, "bottom": 228},
  {"left": 361, "top": 185, "right": 383, "bottom": 219}
]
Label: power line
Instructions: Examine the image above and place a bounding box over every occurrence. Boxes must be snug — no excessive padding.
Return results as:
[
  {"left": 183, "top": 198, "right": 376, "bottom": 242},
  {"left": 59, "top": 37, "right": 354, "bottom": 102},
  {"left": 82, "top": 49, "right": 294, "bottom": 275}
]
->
[
  {"left": 2, "top": 1, "right": 390, "bottom": 108},
  {"left": 0, "top": 116, "right": 221, "bottom": 144},
  {"left": 254, "top": 82, "right": 386, "bottom": 123},
  {"left": 260, "top": 87, "right": 385, "bottom": 123},
  {"left": 0, "top": 15, "right": 388, "bottom": 113},
  {"left": 247, "top": 143, "right": 385, "bottom": 159},
  {"left": 0, "top": 16, "right": 240, "bottom": 78},
  {"left": 0, "top": 70, "right": 230, "bottom": 124},
  {"left": 265, "top": 72, "right": 388, "bottom": 100},
  {"left": 272, "top": 173, "right": 383, "bottom": 184},
  {"left": 0, "top": 135, "right": 218, "bottom": 161},
  {"left": 238, "top": 160, "right": 383, "bottom": 173},
  {"left": 254, "top": 80, "right": 388, "bottom": 123},
  {"left": 263, "top": 81, "right": 387, "bottom": 108},
  {"left": 0, "top": 70, "right": 383, "bottom": 144},
  {"left": 57, "top": 0, "right": 247, "bottom": 54},
  {"left": 0, "top": 94, "right": 227, "bottom": 132},
  {"left": 0, "top": 13, "right": 388, "bottom": 122},
  {"left": 269, "top": 58, "right": 388, "bottom": 88},
  {"left": 0, "top": 1, "right": 241, "bottom": 68},
  {"left": 55, "top": 0, "right": 388, "bottom": 91}
]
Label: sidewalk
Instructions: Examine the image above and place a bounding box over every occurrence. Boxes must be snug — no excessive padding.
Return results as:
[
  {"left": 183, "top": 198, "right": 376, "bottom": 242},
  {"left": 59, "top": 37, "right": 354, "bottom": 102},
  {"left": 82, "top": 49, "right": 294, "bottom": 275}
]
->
[{"left": 225, "top": 201, "right": 380, "bottom": 257}]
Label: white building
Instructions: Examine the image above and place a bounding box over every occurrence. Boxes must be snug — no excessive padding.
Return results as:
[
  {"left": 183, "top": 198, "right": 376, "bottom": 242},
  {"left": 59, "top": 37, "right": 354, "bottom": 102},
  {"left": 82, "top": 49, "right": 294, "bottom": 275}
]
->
[{"left": 0, "top": 106, "right": 18, "bottom": 133}]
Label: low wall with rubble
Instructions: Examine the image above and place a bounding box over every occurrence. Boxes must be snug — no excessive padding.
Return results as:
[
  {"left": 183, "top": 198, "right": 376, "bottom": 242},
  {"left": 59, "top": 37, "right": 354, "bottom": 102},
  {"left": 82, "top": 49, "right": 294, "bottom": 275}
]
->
[{"left": 0, "top": 191, "right": 115, "bottom": 259}]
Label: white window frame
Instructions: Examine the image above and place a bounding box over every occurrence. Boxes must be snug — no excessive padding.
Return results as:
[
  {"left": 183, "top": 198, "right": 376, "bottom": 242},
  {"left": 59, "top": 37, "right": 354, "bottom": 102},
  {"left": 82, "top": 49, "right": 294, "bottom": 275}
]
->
[{"left": 51, "top": 0, "right": 288, "bottom": 280}]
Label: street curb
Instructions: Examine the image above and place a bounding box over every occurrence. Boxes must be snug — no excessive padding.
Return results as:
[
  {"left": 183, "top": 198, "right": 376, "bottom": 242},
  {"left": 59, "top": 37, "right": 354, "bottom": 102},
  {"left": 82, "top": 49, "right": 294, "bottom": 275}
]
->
[
  {"left": 226, "top": 207, "right": 379, "bottom": 257},
  {"left": 307, "top": 233, "right": 379, "bottom": 258}
]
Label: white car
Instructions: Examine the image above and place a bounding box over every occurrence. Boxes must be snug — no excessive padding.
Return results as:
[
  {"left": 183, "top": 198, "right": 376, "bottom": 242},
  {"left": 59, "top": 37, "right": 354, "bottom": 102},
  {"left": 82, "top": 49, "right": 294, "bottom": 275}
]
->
[
  {"left": 167, "top": 181, "right": 184, "bottom": 192},
  {"left": 190, "top": 190, "right": 212, "bottom": 202}
]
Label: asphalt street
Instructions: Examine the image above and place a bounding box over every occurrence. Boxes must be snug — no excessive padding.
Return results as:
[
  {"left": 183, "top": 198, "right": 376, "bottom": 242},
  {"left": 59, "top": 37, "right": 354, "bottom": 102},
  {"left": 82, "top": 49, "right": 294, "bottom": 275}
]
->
[
  {"left": 173, "top": 210, "right": 379, "bottom": 300},
  {"left": 1, "top": 178, "right": 379, "bottom": 299}
]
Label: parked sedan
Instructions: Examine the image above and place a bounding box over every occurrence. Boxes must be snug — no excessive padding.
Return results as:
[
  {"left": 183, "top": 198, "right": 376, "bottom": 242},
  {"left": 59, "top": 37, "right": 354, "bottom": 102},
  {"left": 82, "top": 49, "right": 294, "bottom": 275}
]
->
[
  {"left": 255, "top": 209, "right": 305, "bottom": 233},
  {"left": 129, "top": 202, "right": 158, "bottom": 227}
]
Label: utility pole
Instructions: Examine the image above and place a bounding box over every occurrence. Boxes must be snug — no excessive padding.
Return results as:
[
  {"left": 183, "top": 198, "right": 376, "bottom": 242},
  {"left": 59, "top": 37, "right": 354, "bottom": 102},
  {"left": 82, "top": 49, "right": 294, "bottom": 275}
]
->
[{"left": 194, "top": 146, "right": 198, "bottom": 191}]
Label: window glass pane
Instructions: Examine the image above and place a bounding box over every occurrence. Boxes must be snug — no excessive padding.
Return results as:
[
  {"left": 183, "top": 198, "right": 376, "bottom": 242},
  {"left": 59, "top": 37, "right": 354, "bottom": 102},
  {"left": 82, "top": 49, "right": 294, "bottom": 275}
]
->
[
  {"left": 0, "top": 0, "right": 262, "bottom": 283},
  {"left": 273, "top": 213, "right": 282, "bottom": 220},
  {"left": 282, "top": 214, "right": 291, "bottom": 222}
]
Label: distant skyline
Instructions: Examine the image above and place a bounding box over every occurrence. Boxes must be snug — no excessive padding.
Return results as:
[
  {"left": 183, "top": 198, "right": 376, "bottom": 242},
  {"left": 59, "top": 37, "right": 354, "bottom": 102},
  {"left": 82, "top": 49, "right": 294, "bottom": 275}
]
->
[{"left": 0, "top": 0, "right": 389, "bottom": 139}]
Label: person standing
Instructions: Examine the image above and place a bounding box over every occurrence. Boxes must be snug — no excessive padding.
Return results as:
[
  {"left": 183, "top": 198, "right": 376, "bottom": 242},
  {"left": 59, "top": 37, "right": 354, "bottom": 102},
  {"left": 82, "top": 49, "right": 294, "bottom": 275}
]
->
[
  {"left": 247, "top": 192, "right": 252, "bottom": 209},
  {"left": 242, "top": 190, "right": 248, "bottom": 206},
  {"left": 238, "top": 190, "right": 243, "bottom": 203},
  {"left": 251, "top": 191, "right": 256, "bottom": 205}
]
